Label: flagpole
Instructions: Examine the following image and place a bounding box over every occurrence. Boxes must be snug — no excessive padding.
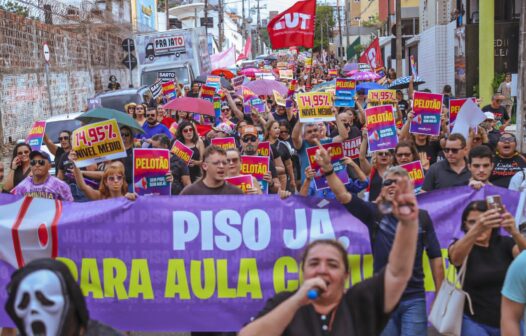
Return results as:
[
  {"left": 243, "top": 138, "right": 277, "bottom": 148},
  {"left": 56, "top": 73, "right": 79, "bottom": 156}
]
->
[{"left": 307, "top": 48, "right": 314, "bottom": 91}]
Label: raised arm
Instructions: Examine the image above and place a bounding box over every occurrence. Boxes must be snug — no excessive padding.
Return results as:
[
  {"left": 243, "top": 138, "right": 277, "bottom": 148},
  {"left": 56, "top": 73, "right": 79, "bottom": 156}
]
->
[
  {"left": 225, "top": 90, "right": 244, "bottom": 121},
  {"left": 358, "top": 128, "right": 372, "bottom": 175},
  {"left": 69, "top": 152, "right": 102, "bottom": 200},
  {"left": 383, "top": 177, "right": 419, "bottom": 313},
  {"left": 314, "top": 140, "right": 352, "bottom": 204},
  {"left": 291, "top": 120, "right": 303, "bottom": 150},
  {"left": 332, "top": 108, "right": 348, "bottom": 142},
  {"left": 43, "top": 134, "right": 59, "bottom": 156},
  {"left": 399, "top": 111, "right": 413, "bottom": 141},
  {"left": 448, "top": 208, "right": 502, "bottom": 266}
]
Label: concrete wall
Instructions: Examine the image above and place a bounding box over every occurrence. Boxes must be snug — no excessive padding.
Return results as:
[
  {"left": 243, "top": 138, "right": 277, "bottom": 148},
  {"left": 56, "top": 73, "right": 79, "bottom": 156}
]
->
[{"left": 0, "top": 9, "right": 130, "bottom": 145}]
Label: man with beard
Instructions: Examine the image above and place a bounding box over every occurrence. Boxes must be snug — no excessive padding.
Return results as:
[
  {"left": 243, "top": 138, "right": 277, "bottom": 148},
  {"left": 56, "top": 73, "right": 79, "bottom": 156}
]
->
[
  {"left": 467, "top": 145, "right": 494, "bottom": 190},
  {"left": 490, "top": 133, "right": 526, "bottom": 188},
  {"left": 138, "top": 107, "right": 173, "bottom": 144},
  {"left": 4, "top": 258, "right": 122, "bottom": 335}
]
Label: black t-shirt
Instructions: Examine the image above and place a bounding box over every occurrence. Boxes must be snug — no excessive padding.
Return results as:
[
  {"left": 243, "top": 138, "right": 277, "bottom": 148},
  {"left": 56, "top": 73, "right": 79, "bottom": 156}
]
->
[
  {"left": 368, "top": 169, "right": 383, "bottom": 202},
  {"left": 123, "top": 147, "right": 134, "bottom": 185},
  {"left": 170, "top": 155, "right": 190, "bottom": 195},
  {"left": 415, "top": 140, "right": 441, "bottom": 165},
  {"left": 54, "top": 147, "right": 66, "bottom": 174},
  {"left": 482, "top": 104, "right": 510, "bottom": 122},
  {"left": 490, "top": 154, "right": 526, "bottom": 188},
  {"left": 252, "top": 269, "right": 389, "bottom": 335},
  {"left": 451, "top": 235, "right": 515, "bottom": 328}
]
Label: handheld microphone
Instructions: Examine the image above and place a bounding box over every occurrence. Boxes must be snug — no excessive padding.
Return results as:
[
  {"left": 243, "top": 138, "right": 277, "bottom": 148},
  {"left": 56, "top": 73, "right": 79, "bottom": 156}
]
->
[{"left": 307, "top": 288, "right": 321, "bottom": 300}]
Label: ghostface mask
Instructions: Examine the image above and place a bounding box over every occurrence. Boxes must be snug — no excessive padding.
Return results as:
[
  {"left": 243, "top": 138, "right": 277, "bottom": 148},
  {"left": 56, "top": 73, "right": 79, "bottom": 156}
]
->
[{"left": 5, "top": 258, "right": 89, "bottom": 336}]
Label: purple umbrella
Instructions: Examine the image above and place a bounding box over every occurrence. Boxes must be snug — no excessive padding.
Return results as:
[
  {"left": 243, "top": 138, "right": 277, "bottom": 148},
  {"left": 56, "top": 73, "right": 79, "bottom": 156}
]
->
[
  {"left": 350, "top": 71, "right": 381, "bottom": 81},
  {"left": 237, "top": 79, "right": 288, "bottom": 96}
]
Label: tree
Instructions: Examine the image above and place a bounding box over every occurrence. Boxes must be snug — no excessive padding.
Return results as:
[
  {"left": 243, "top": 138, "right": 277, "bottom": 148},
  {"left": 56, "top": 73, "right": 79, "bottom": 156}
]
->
[{"left": 314, "top": 5, "right": 335, "bottom": 52}]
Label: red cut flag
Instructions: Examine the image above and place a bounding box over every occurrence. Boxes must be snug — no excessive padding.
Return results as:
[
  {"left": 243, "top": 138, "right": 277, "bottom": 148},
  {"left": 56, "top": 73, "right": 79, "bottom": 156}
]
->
[
  {"left": 359, "top": 38, "right": 384, "bottom": 72},
  {"left": 267, "top": 0, "right": 316, "bottom": 50}
]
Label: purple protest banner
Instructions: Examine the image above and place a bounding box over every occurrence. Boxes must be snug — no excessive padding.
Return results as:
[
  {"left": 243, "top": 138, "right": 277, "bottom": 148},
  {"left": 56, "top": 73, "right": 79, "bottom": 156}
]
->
[
  {"left": 410, "top": 91, "right": 443, "bottom": 136},
  {"left": 365, "top": 105, "right": 398, "bottom": 152},
  {"left": 0, "top": 186, "right": 521, "bottom": 331}
]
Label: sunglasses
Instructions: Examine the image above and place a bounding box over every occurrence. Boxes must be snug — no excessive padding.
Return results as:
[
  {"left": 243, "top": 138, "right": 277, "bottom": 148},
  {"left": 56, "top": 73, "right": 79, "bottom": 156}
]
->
[
  {"left": 242, "top": 136, "right": 258, "bottom": 143},
  {"left": 30, "top": 159, "right": 46, "bottom": 166},
  {"left": 227, "top": 158, "right": 239, "bottom": 164},
  {"left": 377, "top": 152, "right": 391, "bottom": 157},
  {"left": 183, "top": 128, "right": 194, "bottom": 134},
  {"left": 395, "top": 152, "right": 412, "bottom": 158},
  {"left": 499, "top": 137, "right": 516, "bottom": 143},
  {"left": 382, "top": 178, "right": 399, "bottom": 187},
  {"left": 146, "top": 113, "right": 156, "bottom": 117},
  {"left": 443, "top": 147, "right": 463, "bottom": 154},
  {"left": 121, "top": 133, "right": 131, "bottom": 137},
  {"left": 58, "top": 136, "right": 70, "bottom": 141},
  {"left": 107, "top": 175, "right": 123, "bottom": 182},
  {"left": 17, "top": 150, "right": 30, "bottom": 156}
]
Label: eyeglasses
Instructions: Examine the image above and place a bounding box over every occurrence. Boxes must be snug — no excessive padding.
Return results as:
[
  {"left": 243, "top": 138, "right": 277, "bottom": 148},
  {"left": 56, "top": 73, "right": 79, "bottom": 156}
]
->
[
  {"left": 382, "top": 178, "right": 399, "bottom": 187},
  {"left": 183, "top": 128, "right": 194, "bottom": 134},
  {"left": 443, "top": 147, "right": 463, "bottom": 154},
  {"left": 499, "top": 137, "right": 516, "bottom": 143},
  {"left": 146, "top": 113, "right": 156, "bottom": 117},
  {"left": 235, "top": 102, "right": 243, "bottom": 105},
  {"left": 30, "top": 159, "right": 46, "bottom": 166},
  {"left": 395, "top": 152, "right": 412, "bottom": 158},
  {"left": 58, "top": 136, "right": 70, "bottom": 141},
  {"left": 227, "top": 158, "right": 239, "bottom": 164},
  {"left": 242, "top": 136, "right": 258, "bottom": 143},
  {"left": 207, "top": 160, "right": 228, "bottom": 167},
  {"left": 121, "top": 133, "right": 131, "bottom": 137},
  {"left": 17, "top": 150, "right": 30, "bottom": 156},
  {"left": 107, "top": 175, "right": 123, "bottom": 182},
  {"left": 377, "top": 152, "right": 391, "bottom": 157}
]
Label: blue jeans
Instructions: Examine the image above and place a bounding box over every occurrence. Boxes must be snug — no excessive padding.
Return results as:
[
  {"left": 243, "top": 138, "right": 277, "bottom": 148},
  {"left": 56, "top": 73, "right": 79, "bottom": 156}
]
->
[
  {"left": 461, "top": 314, "right": 500, "bottom": 336},
  {"left": 381, "top": 297, "right": 427, "bottom": 336}
]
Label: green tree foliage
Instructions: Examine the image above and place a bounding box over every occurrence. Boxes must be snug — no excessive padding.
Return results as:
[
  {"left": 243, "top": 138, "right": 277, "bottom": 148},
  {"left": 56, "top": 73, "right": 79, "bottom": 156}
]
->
[
  {"left": 314, "top": 5, "right": 335, "bottom": 52},
  {"left": 0, "top": 1, "right": 30, "bottom": 17}
]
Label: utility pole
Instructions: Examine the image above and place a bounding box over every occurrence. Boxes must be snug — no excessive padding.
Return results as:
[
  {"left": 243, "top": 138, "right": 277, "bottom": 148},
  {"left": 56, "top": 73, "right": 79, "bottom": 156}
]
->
[
  {"left": 345, "top": 0, "right": 350, "bottom": 60},
  {"left": 337, "top": 0, "right": 343, "bottom": 60},
  {"left": 165, "top": 0, "right": 169, "bottom": 30},
  {"left": 395, "top": 0, "right": 402, "bottom": 74},
  {"left": 204, "top": 0, "right": 209, "bottom": 37},
  {"left": 241, "top": 0, "right": 246, "bottom": 42},
  {"left": 218, "top": 0, "right": 224, "bottom": 51},
  {"left": 256, "top": 0, "right": 261, "bottom": 55}
]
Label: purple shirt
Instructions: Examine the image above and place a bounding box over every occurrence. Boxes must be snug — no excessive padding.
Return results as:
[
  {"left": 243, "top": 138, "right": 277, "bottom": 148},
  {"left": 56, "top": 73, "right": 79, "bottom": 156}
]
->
[{"left": 13, "top": 175, "right": 74, "bottom": 201}]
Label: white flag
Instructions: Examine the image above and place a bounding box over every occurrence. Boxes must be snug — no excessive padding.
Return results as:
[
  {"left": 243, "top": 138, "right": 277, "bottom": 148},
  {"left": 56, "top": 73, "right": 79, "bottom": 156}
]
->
[{"left": 451, "top": 98, "right": 486, "bottom": 138}]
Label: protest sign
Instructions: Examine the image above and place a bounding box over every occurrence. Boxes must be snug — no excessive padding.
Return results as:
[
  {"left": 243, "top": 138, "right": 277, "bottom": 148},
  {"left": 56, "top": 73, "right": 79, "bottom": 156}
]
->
[
  {"left": 255, "top": 72, "right": 275, "bottom": 80},
  {"left": 399, "top": 160, "right": 425, "bottom": 193},
  {"left": 158, "top": 72, "right": 176, "bottom": 83},
  {"left": 87, "top": 97, "right": 102, "bottom": 110},
  {"left": 328, "top": 69, "right": 338, "bottom": 77},
  {"left": 367, "top": 89, "right": 397, "bottom": 105},
  {"left": 225, "top": 175, "right": 254, "bottom": 194},
  {"left": 296, "top": 92, "right": 335, "bottom": 123},
  {"left": 213, "top": 97, "right": 221, "bottom": 125},
  {"left": 205, "top": 75, "right": 221, "bottom": 92},
  {"left": 410, "top": 91, "right": 443, "bottom": 136},
  {"left": 161, "top": 81, "right": 177, "bottom": 101},
  {"left": 242, "top": 87, "right": 265, "bottom": 114},
  {"left": 365, "top": 105, "right": 398, "bottom": 152},
  {"left": 241, "top": 155, "right": 269, "bottom": 193},
  {"left": 257, "top": 141, "right": 271, "bottom": 157},
  {"left": 0, "top": 186, "right": 521, "bottom": 331},
  {"left": 410, "top": 55, "right": 418, "bottom": 76},
  {"left": 232, "top": 75, "right": 245, "bottom": 89},
  {"left": 71, "top": 119, "right": 126, "bottom": 168},
  {"left": 449, "top": 98, "right": 477, "bottom": 130},
  {"left": 150, "top": 80, "right": 163, "bottom": 99},
  {"left": 133, "top": 149, "right": 171, "bottom": 196},
  {"left": 273, "top": 90, "right": 286, "bottom": 107},
  {"left": 335, "top": 78, "right": 356, "bottom": 108},
  {"left": 200, "top": 85, "right": 216, "bottom": 103},
  {"left": 342, "top": 136, "right": 361, "bottom": 159},
  {"left": 211, "top": 137, "right": 236, "bottom": 150},
  {"left": 277, "top": 61, "right": 288, "bottom": 69},
  {"left": 25, "top": 121, "right": 46, "bottom": 151},
  {"left": 306, "top": 142, "right": 348, "bottom": 190},
  {"left": 170, "top": 140, "right": 194, "bottom": 165},
  {"left": 279, "top": 70, "right": 294, "bottom": 80}
]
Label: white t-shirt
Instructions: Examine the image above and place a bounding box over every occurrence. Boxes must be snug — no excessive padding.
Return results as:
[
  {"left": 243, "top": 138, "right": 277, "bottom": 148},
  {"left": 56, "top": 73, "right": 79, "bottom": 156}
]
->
[{"left": 509, "top": 169, "right": 526, "bottom": 191}]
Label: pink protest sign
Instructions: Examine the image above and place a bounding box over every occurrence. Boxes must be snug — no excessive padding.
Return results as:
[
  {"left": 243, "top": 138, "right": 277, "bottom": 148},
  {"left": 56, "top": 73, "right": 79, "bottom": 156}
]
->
[
  {"left": 399, "top": 160, "right": 425, "bottom": 193},
  {"left": 211, "top": 137, "right": 236, "bottom": 150},
  {"left": 170, "top": 140, "right": 194, "bottom": 165},
  {"left": 257, "top": 142, "right": 271, "bottom": 157},
  {"left": 225, "top": 175, "right": 254, "bottom": 194},
  {"left": 410, "top": 92, "right": 443, "bottom": 136},
  {"left": 133, "top": 148, "right": 171, "bottom": 196},
  {"left": 365, "top": 105, "right": 398, "bottom": 152},
  {"left": 342, "top": 136, "right": 361, "bottom": 159}
]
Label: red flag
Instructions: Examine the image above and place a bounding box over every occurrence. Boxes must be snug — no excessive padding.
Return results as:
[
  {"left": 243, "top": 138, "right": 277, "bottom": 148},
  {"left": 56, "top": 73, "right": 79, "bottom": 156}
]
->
[
  {"left": 359, "top": 38, "right": 384, "bottom": 72},
  {"left": 236, "top": 36, "right": 252, "bottom": 61},
  {"left": 267, "top": 0, "right": 316, "bottom": 50}
]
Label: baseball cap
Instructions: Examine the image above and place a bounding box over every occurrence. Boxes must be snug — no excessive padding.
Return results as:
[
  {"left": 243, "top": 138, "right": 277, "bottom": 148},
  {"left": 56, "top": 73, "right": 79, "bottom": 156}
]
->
[
  {"left": 213, "top": 122, "right": 233, "bottom": 135},
  {"left": 484, "top": 112, "right": 495, "bottom": 120},
  {"left": 240, "top": 125, "right": 258, "bottom": 137},
  {"left": 29, "top": 150, "right": 51, "bottom": 162}
]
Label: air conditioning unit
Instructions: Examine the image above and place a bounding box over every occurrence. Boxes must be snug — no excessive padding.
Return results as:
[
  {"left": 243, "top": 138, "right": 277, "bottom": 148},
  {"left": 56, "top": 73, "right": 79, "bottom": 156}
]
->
[{"left": 66, "top": 6, "right": 80, "bottom": 19}]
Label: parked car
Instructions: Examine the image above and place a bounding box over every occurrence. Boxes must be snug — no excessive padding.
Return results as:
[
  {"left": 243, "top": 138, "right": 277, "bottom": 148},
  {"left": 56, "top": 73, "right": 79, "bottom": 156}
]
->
[{"left": 93, "top": 86, "right": 152, "bottom": 112}]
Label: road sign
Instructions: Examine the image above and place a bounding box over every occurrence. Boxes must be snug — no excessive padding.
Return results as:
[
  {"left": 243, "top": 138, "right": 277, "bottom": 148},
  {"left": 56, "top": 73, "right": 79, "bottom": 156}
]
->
[
  {"left": 43, "top": 43, "right": 50, "bottom": 63},
  {"left": 122, "top": 54, "right": 137, "bottom": 70},
  {"left": 122, "top": 38, "right": 135, "bottom": 52}
]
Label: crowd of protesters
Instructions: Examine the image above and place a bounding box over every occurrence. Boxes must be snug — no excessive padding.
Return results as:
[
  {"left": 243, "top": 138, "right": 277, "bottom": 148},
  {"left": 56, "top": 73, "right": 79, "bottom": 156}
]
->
[{"left": 1, "top": 54, "right": 526, "bottom": 336}]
